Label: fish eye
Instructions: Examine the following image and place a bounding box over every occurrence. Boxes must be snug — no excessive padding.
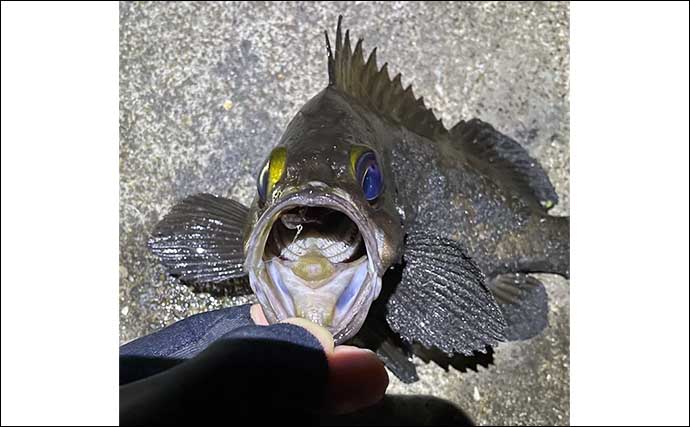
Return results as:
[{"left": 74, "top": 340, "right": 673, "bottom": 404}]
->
[
  {"left": 354, "top": 150, "right": 383, "bottom": 202},
  {"left": 257, "top": 161, "right": 270, "bottom": 201},
  {"left": 257, "top": 147, "right": 287, "bottom": 202}
]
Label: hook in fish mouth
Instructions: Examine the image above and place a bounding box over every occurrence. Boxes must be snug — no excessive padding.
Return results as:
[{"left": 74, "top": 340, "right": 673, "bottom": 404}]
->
[{"left": 244, "top": 187, "right": 382, "bottom": 343}]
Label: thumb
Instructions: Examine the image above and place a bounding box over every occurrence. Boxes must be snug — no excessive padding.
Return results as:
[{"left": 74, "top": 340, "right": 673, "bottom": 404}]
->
[{"left": 279, "top": 316, "right": 389, "bottom": 414}]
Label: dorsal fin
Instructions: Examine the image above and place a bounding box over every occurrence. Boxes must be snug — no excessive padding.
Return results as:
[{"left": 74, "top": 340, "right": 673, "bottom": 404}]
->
[
  {"left": 325, "top": 16, "right": 448, "bottom": 141},
  {"left": 450, "top": 118, "right": 559, "bottom": 210}
]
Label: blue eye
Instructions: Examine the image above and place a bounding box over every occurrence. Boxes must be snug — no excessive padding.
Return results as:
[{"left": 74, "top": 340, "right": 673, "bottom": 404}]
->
[{"left": 355, "top": 151, "right": 383, "bottom": 201}]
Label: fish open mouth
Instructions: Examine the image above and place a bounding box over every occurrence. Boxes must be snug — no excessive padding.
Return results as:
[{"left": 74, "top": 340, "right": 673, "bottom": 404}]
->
[{"left": 245, "top": 190, "right": 382, "bottom": 343}]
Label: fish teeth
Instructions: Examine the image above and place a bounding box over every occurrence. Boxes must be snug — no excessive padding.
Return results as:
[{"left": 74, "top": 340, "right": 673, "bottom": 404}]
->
[{"left": 272, "top": 210, "right": 363, "bottom": 263}]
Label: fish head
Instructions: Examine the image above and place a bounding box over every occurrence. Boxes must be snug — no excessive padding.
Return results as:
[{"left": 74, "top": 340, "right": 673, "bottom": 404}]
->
[{"left": 244, "top": 87, "right": 403, "bottom": 343}]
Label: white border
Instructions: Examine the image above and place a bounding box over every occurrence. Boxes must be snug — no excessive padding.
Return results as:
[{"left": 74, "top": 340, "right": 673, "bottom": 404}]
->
[
  {"left": 571, "top": 2, "right": 689, "bottom": 425},
  {"left": 1, "top": 1, "right": 688, "bottom": 425},
  {"left": 1, "top": 2, "right": 119, "bottom": 425}
]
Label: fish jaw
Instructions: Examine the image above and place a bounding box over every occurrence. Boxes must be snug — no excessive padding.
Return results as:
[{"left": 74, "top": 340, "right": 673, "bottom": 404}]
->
[
  {"left": 265, "top": 255, "right": 375, "bottom": 328},
  {"left": 244, "top": 185, "right": 384, "bottom": 344}
]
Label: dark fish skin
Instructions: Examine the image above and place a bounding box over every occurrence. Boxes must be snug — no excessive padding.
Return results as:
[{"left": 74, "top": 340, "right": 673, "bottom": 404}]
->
[
  {"left": 390, "top": 124, "right": 569, "bottom": 280},
  {"left": 243, "top": 86, "right": 405, "bottom": 271},
  {"left": 281, "top": 86, "right": 570, "bottom": 281},
  {"left": 148, "top": 16, "right": 569, "bottom": 382}
]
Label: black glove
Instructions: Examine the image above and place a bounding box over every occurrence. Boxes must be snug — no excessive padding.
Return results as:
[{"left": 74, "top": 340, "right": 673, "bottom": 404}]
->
[{"left": 119, "top": 304, "right": 387, "bottom": 425}]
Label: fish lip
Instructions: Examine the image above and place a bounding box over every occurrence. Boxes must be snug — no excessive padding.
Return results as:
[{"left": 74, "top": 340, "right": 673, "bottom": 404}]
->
[{"left": 244, "top": 184, "right": 384, "bottom": 342}]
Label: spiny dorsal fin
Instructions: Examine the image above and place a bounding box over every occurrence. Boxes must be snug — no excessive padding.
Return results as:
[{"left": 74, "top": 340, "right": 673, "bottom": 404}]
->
[{"left": 325, "top": 16, "right": 448, "bottom": 141}]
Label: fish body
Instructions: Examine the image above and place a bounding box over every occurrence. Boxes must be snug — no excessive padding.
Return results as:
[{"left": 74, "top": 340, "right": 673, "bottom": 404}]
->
[{"left": 148, "top": 17, "right": 569, "bottom": 382}]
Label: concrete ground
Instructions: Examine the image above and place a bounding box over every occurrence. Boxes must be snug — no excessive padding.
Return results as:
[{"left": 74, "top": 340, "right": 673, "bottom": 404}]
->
[{"left": 120, "top": 2, "right": 569, "bottom": 425}]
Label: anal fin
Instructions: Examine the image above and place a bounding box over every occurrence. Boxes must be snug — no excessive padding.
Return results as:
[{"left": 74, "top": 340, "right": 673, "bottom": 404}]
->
[
  {"left": 487, "top": 273, "right": 549, "bottom": 341},
  {"left": 350, "top": 297, "right": 419, "bottom": 384}
]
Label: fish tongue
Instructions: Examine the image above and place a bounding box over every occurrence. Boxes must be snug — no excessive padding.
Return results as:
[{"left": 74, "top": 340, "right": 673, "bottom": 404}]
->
[
  {"left": 286, "top": 253, "right": 339, "bottom": 326},
  {"left": 269, "top": 255, "right": 362, "bottom": 328},
  {"left": 293, "top": 293, "right": 337, "bottom": 326},
  {"left": 291, "top": 252, "right": 335, "bottom": 287}
]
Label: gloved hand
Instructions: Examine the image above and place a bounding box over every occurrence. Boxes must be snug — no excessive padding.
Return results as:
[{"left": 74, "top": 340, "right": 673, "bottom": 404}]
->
[{"left": 119, "top": 304, "right": 388, "bottom": 425}]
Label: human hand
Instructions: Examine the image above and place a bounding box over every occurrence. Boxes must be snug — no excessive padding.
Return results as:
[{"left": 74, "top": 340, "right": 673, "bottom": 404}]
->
[
  {"left": 120, "top": 303, "right": 388, "bottom": 424},
  {"left": 249, "top": 304, "right": 388, "bottom": 414}
]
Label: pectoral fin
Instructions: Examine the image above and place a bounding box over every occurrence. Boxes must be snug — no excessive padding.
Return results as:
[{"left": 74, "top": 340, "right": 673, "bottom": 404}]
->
[
  {"left": 148, "top": 193, "right": 249, "bottom": 284},
  {"left": 385, "top": 230, "right": 507, "bottom": 356}
]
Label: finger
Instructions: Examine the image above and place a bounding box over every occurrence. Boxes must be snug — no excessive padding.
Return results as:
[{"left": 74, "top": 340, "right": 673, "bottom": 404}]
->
[
  {"left": 250, "top": 304, "right": 269, "bottom": 326},
  {"left": 252, "top": 306, "right": 334, "bottom": 352},
  {"left": 278, "top": 319, "right": 388, "bottom": 413},
  {"left": 280, "top": 317, "right": 335, "bottom": 354},
  {"left": 326, "top": 345, "right": 389, "bottom": 414},
  {"left": 255, "top": 312, "right": 388, "bottom": 414}
]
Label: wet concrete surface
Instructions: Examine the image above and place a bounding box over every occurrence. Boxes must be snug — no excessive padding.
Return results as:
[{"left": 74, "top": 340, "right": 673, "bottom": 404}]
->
[{"left": 120, "top": 2, "right": 569, "bottom": 424}]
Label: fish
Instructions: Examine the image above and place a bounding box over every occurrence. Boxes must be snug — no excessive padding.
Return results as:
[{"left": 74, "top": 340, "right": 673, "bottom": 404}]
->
[{"left": 148, "top": 17, "right": 569, "bottom": 382}]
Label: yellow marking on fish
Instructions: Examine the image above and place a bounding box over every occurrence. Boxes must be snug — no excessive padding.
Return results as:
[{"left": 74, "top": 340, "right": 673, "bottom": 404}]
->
[
  {"left": 349, "top": 145, "right": 368, "bottom": 177},
  {"left": 267, "top": 147, "right": 287, "bottom": 196}
]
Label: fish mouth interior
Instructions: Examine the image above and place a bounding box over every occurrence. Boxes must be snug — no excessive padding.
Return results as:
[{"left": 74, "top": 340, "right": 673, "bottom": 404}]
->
[
  {"left": 253, "top": 205, "right": 380, "bottom": 343},
  {"left": 265, "top": 207, "right": 367, "bottom": 264}
]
